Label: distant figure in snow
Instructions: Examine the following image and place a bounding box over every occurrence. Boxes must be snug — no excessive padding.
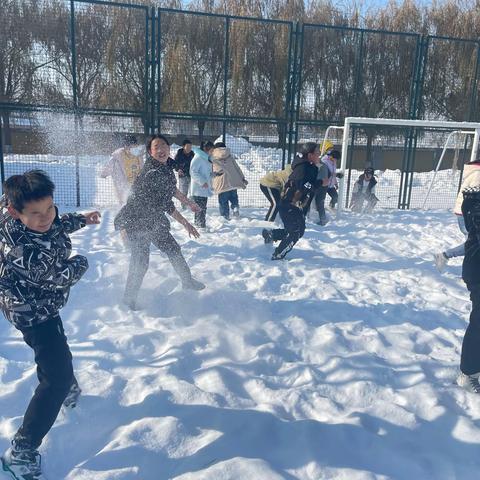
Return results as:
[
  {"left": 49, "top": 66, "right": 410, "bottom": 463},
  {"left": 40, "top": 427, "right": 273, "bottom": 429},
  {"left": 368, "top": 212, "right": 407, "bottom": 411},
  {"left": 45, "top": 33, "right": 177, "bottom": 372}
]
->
[
  {"left": 456, "top": 188, "right": 480, "bottom": 393},
  {"left": 350, "top": 167, "right": 379, "bottom": 214},
  {"left": 189, "top": 140, "right": 215, "bottom": 229},
  {"left": 314, "top": 149, "right": 343, "bottom": 225},
  {"left": 259, "top": 163, "right": 292, "bottom": 222},
  {"left": 434, "top": 157, "right": 480, "bottom": 272},
  {"left": 0, "top": 170, "right": 100, "bottom": 480},
  {"left": 114, "top": 134, "right": 205, "bottom": 311},
  {"left": 262, "top": 142, "right": 322, "bottom": 260},
  {"left": 211, "top": 141, "right": 248, "bottom": 220},
  {"left": 100, "top": 134, "right": 144, "bottom": 206},
  {"left": 172, "top": 139, "right": 195, "bottom": 210}
]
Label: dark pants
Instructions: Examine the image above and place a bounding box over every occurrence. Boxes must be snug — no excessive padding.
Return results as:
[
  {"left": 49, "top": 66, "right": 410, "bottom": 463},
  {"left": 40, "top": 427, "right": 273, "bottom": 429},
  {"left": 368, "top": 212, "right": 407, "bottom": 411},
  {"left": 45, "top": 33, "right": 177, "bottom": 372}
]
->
[
  {"left": 461, "top": 284, "right": 480, "bottom": 375},
  {"left": 15, "top": 316, "right": 76, "bottom": 450},
  {"left": 192, "top": 196, "right": 208, "bottom": 228},
  {"left": 271, "top": 204, "right": 306, "bottom": 258},
  {"left": 327, "top": 187, "right": 338, "bottom": 208},
  {"left": 314, "top": 186, "right": 328, "bottom": 224},
  {"left": 260, "top": 185, "right": 282, "bottom": 222},
  {"left": 124, "top": 227, "right": 192, "bottom": 304},
  {"left": 218, "top": 190, "right": 239, "bottom": 219}
]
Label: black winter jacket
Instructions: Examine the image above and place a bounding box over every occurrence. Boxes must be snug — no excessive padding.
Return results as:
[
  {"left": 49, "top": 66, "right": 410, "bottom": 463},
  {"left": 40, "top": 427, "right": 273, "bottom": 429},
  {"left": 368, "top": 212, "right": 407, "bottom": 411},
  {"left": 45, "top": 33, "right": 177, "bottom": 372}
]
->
[
  {"left": 282, "top": 155, "right": 321, "bottom": 208},
  {"left": 462, "top": 195, "right": 480, "bottom": 287},
  {"left": 0, "top": 207, "right": 88, "bottom": 329},
  {"left": 114, "top": 155, "right": 177, "bottom": 233},
  {"left": 173, "top": 148, "right": 195, "bottom": 177},
  {"left": 355, "top": 174, "right": 377, "bottom": 193}
]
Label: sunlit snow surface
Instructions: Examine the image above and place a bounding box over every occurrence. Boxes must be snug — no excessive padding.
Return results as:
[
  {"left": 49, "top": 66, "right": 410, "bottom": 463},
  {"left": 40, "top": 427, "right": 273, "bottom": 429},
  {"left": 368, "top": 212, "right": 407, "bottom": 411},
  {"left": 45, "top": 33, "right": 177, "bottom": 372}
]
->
[{"left": 0, "top": 206, "right": 478, "bottom": 480}]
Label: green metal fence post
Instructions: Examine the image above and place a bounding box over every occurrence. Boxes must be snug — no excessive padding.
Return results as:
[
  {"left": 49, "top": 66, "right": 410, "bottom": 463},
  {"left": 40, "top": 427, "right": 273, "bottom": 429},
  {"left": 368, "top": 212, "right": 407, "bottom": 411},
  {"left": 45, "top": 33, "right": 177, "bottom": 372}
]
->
[
  {"left": 222, "top": 16, "right": 230, "bottom": 143},
  {"left": 70, "top": 1, "right": 81, "bottom": 207},
  {"left": 156, "top": 8, "right": 161, "bottom": 134},
  {"left": 0, "top": 115, "right": 4, "bottom": 186},
  {"left": 282, "top": 21, "right": 295, "bottom": 169},
  {"left": 70, "top": 1, "right": 78, "bottom": 109},
  {"left": 291, "top": 22, "right": 304, "bottom": 161},
  {"left": 399, "top": 34, "right": 428, "bottom": 209},
  {"left": 144, "top": 7, "right": 150, "bottom": 135},
  {"left": 352, "top": 30, "right": 364, "bottom": 117}
]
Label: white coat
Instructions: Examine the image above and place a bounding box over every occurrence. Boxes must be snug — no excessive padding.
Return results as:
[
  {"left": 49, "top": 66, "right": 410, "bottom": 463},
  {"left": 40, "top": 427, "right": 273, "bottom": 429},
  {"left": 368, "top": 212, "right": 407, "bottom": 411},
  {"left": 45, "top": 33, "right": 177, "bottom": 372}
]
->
[{"left": 189, "top": 147, "right": 213, "bottom": 198}]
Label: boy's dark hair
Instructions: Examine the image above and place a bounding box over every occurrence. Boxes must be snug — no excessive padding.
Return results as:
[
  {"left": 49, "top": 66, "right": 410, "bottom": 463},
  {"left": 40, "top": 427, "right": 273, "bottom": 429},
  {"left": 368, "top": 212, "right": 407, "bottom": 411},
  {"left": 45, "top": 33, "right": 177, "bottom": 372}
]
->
[
  {"left": 146, "top": 134, "right": 170, "bottom": 153},
  {"left": 200, "top": 140, "right": 215, "bottom": 151},
  {"left": 4, "top": 170, "right": 55, "bottom": 212},
  {"left": 182, "top": 139, "right": 192, "bottom": 146},
  {"left": 298, "top": 142, "right": 318, "bottom": 158},
  {"left": 329, "top": 150, "right": 341, "bottom": 160},
  {"left": 123, "top": 134, "right": 137, "bottom": 147},
  {"left": 214, "top": 141, "right": 226, "bottom": 148}
]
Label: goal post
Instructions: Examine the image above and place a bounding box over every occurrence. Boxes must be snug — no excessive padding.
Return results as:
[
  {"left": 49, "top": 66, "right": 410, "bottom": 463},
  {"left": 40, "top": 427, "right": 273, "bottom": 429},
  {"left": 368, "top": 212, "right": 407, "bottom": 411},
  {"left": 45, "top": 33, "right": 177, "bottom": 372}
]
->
[{"left": 337, "top": 117, "right": 480, "bottom": 213}]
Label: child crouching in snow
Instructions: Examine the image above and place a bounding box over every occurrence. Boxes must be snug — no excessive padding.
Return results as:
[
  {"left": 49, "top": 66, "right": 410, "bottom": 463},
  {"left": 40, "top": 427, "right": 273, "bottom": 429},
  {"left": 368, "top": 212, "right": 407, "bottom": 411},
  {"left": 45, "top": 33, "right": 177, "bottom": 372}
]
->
[
  {"left": 350, "top": 167, "right": 379, "bottom": 214},
  {"left": 457, "top": 187, "right": 480, "bottom": 393},
  {"left": 0, "top": 170, "right": 100, "bottom": 480}
]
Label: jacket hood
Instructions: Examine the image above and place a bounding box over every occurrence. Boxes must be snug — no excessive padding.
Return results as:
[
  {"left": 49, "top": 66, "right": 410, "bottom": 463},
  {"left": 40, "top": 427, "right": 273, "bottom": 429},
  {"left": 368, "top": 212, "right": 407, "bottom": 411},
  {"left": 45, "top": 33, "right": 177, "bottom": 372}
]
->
[{"left": 211, "top": 147, "right": 232, "bottom": 161}]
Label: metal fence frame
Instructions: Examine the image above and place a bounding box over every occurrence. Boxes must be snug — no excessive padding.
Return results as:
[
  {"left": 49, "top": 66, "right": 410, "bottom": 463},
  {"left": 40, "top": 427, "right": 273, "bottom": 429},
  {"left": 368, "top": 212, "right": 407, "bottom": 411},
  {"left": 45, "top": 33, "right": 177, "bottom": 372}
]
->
[{"left": 1, "top": 1, "right": 480, "bottom": 208}]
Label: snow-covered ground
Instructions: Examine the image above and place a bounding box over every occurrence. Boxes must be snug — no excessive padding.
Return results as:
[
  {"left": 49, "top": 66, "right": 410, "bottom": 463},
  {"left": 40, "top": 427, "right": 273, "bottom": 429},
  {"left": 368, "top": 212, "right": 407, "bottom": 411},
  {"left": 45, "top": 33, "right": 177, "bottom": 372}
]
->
[{"left": 0, "top": 206, "right": 479, "bottom": 480}]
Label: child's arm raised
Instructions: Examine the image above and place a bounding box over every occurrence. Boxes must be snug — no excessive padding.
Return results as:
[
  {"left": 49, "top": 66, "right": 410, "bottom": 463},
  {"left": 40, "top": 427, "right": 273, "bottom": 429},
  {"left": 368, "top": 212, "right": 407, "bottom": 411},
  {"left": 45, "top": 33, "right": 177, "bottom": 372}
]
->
[{"left": 60, "top": 211, "right": 100, "bottom": 233}]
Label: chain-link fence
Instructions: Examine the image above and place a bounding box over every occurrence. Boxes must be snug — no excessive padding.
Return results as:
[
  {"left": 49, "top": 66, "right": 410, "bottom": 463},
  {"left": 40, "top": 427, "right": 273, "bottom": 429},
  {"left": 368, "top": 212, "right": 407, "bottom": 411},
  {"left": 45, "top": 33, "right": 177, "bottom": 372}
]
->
[{"left": 1, "top": 1, "right": 480, "bottom": 209}]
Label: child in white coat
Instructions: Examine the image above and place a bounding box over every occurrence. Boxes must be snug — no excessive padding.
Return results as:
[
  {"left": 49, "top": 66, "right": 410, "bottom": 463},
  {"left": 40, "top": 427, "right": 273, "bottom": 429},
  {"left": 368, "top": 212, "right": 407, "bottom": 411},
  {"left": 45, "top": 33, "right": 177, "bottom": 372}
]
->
[{"left": 189, "top": 141, "right": 215, "bottom": 229}]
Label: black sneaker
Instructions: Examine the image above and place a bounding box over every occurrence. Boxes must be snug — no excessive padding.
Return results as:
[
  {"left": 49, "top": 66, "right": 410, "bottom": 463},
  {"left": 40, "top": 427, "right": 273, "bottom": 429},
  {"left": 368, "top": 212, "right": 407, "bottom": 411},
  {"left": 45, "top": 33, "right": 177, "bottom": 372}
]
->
[
  {"left": 182, "top": 278, "right": 205, "bottom": 291},
  {"left": 63, "top": 382, "right": 81, "bottom": 409},
  {"left": 262, "top": 229, "right": 273, "bottom": 244}
]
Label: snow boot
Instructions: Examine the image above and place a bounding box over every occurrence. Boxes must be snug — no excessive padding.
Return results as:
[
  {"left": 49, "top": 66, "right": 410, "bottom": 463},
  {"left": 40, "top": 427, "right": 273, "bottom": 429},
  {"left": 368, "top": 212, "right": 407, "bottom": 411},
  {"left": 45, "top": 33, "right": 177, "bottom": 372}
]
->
[
  {"left": 1, "top": 445, "right": 44, "bottom": 480},
  {"left": 182, "top": 278, "right": 205, "bottom": 291},
  {"left": 262, "top": 229, "right": 273, "bottom": 244},
  {"left": 457, "top": 372, "right": 480, "bottom": 393},
  {"left": 63, "top": 382, "right": 81, "bottom": 409},
  {"left": 434, "top": 252, "right": 448, "bottom": 272}
]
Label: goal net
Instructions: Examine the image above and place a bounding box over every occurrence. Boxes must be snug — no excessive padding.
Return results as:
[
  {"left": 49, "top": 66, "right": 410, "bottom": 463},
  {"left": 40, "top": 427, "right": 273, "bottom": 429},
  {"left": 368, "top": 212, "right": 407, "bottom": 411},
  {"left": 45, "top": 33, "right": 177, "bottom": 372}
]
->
[{"left": 323, "top": 117, "right": 480, "bottom": 212}]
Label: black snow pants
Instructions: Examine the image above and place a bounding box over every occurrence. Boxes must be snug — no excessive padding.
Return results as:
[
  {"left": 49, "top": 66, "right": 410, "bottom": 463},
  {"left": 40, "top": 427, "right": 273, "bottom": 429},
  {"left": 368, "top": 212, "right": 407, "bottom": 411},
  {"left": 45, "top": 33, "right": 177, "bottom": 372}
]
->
[
  {"left": 271, "top": 204, "right": 306, "bottom": 259},
  {"left": 461, "top": 283, "right": 480, "bottom": 375},
  {"left": 15, "top": 316, "right": 76, "bottom": 450}
]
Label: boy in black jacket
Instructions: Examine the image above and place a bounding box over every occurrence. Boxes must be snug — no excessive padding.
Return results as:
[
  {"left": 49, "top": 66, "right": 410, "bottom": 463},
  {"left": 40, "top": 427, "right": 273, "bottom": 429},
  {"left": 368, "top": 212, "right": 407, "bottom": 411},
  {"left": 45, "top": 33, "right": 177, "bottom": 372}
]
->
[
  {"left": 0, "top": 171, "right": 100, "bottom": 480},
  {"left": 173, "top": 139, "right": 195, "bottom": 207},
  {"left": 457, "top": 187, "right": 480, "bottom": 393},
  {"left": 262, "top": 142, "right": 321, "bottom": 260}
]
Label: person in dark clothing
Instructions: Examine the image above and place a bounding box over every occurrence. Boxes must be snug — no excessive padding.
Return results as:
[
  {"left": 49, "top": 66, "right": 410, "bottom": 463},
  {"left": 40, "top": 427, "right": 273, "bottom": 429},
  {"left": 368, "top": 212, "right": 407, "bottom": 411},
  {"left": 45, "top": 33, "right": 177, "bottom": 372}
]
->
[
  {"left": 262, "top": 143, "right": 322, "bottom": 260},
  {"left": 0, "top": 170, "right": 100, "bottom": 480},
  {"left": 350, "top": 167, "right": 379, "bottom": 213},
  {"left": 457, "top": 187, "right": 480, "bottom": 393},
  {"left": 115, "top": 134, "right": 205, "bottom": 310},
  {"left": 173, "top": 139, "right": 195, "bottom": 208}
]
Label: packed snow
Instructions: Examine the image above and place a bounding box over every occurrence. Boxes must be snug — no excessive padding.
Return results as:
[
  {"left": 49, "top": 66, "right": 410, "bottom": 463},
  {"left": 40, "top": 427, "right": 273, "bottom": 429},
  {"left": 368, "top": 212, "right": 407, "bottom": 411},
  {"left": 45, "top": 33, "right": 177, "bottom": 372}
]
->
[
  {"left": 0, "top": 204, "right": 479, "bottom": 479},
  {"left": 0, "top": 133, "right": 476, "bottom": 479}
]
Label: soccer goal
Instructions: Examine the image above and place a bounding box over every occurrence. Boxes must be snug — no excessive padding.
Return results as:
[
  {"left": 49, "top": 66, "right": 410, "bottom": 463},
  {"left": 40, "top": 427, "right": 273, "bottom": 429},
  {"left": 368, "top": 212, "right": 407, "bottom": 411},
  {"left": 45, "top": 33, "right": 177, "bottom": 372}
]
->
[{"left": 335, "top": 117, "right": 480, "bottom": 213}]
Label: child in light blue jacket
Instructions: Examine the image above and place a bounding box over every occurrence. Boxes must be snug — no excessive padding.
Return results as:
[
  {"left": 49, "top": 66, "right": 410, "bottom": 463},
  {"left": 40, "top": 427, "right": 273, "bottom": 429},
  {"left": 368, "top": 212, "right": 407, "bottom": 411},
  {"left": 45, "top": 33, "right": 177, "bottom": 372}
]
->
[{"left": 189, "top": 141, "right": 215, "bottom": 228}]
